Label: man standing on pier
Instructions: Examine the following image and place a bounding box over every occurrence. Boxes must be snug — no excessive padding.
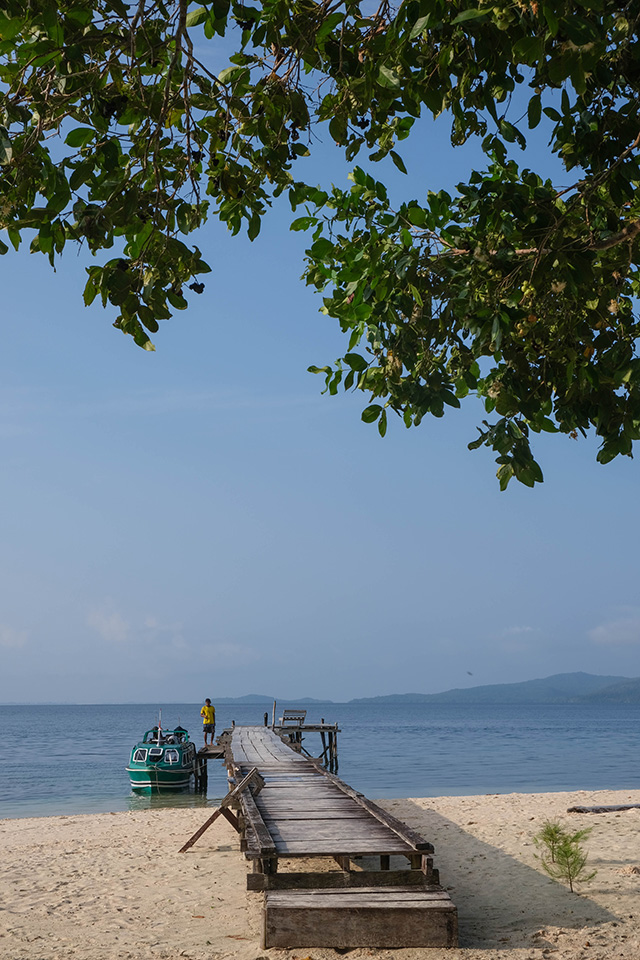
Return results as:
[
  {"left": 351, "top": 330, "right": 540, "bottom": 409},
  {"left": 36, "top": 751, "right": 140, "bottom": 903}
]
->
[{"left": 200, "top": 698, "right": 216, "bottom": 748}]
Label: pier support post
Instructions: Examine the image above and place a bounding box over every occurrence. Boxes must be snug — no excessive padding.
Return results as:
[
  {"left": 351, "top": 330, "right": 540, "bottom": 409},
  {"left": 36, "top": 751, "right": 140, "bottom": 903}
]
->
[{"left": 194, "top": 756, "right": 208, "bottom": 793}]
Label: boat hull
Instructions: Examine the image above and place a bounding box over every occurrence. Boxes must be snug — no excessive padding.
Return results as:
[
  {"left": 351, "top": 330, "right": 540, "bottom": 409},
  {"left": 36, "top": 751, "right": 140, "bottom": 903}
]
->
[{"left": 126, "top": 765, "right": 195, "bottom": 791}]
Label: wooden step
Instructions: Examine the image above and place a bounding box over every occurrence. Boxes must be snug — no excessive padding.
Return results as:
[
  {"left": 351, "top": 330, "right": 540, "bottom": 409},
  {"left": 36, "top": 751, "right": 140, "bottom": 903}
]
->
[{"left": 262, "top": 885, "right": 458, "bottom": 949}]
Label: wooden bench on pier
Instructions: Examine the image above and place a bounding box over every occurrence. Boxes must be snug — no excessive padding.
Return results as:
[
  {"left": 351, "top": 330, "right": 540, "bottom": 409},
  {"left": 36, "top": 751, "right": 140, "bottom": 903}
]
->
[
  {"left": 278, "top": 708, "right": 307, "bottom": 725},
  {"left": 226, "top": 725, "right": 458, "bottom": 949}
]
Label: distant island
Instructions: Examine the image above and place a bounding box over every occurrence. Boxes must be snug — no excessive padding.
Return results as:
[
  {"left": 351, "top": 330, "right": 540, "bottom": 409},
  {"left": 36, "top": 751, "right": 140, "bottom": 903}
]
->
[
  {"left": 349, "top": 672, "right": 640, "bottom": 705},
  {"left": 213, "top": 673, "right": 640, "bottom": 706}
]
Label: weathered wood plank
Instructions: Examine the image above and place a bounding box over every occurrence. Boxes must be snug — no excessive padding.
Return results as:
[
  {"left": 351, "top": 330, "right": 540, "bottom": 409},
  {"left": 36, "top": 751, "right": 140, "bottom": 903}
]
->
[
  {"left": 259, "top": 793, "right": 353, "bottom": 803},
  {"left": 258, "top": 809, "right": 361, "bottom": 818},
  {"left": 263, "top": 783, "right": 330, "bottom": 793},
  {"left": 258, "top": 786, "right": 347, "bottom": 793},
  {"left": 257, "top": 798, "right": 359, "bottom": 805},
  {"left": 260, "top": 800, "right": 343, "bottom": 809},
  {"left": 261, "top": 774, "right": 321, "bottom": 780},
  {"left": 267, "top": 888, "right": 452, "bottom": 904},
  {"left": 258, "top": 839, "right": 418, "bottom": 855},
  {"left": 267, "top": 824, "right": 409, "bottom": 842},
  {"left": 261, "top": 810, "right": 368, "bottom": 820},
  {"left": 247, "top": 870, "right": 434, "bottom": 891},
  {"left": 259, "top": 791, "right": 341, "bottom": 799},
  {"left": 262, "top": 811, "right": 392, "bottom": 823},
  {"left": 258, "top": 807, "right": 360, "bottom": 816}
]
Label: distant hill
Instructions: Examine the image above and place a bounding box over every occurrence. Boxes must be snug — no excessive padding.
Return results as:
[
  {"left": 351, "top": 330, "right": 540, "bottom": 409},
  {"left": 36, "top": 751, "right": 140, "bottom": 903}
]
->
[
  {"left": 578, "top": 677, "right": 640, "bottom": 703},
  {"left": 349, "top": 672, "right": 633, "bottom": 705}
]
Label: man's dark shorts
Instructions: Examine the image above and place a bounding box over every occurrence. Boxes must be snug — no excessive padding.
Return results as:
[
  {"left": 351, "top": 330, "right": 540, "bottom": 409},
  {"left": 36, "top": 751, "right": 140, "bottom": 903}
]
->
[{"left": 203, "top": 723, "right": 215, "bottom": 734}]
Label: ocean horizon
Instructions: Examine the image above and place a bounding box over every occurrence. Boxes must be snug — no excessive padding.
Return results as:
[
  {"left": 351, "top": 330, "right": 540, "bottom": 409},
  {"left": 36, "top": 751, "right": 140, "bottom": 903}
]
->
[{"left": 1, "top": 700, "right": 639, "bottom": 820}]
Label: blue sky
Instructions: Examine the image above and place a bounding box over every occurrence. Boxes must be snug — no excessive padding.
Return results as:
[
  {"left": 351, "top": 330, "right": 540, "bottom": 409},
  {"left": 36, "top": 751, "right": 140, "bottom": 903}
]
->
[{"left": 1, "top": 73, "right": 639, "bottom": 704}]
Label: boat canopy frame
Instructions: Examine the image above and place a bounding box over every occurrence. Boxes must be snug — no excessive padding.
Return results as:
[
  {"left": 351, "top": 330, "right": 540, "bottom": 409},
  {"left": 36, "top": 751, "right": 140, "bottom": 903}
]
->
[{"left": 142, "top": 726, "right": 190, "bottom": 745}]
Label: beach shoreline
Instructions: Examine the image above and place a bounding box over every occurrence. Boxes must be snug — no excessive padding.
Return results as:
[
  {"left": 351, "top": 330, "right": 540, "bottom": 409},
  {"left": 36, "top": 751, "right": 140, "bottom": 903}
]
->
[{"left": 2, "top": 788, "right": 640, "bottom": 959}]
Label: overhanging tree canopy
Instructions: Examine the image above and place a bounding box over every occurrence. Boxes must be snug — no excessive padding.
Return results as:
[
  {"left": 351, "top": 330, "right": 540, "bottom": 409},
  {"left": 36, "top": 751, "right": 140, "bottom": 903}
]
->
[{"left": 0, "top": 0, "right": 639, "bottom": 486}]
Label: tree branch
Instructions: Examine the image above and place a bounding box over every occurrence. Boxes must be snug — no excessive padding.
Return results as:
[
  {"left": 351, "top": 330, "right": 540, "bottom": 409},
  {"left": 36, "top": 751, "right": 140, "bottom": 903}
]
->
[{"left": 591, "top": 219, "right": 640, "bottom": 250}]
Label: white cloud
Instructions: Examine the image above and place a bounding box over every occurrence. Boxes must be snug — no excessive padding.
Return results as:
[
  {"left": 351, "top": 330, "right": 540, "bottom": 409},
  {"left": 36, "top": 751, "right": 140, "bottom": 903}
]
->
[
  {"left": 87, "top": 606, "right": 190, "bottom": 651},
  {"left": 589, "top": 616, "right": 640, "bottom": 646},
  {"left": 87, "top": 605, "right": 130, "bottom": 644},
  {"left": 0, "top": 624, "right": 27, "bottom": 648}
]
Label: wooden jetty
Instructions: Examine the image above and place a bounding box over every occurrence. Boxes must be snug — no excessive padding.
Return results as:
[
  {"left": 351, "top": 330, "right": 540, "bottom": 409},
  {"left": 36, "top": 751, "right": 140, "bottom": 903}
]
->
[{"left": 223, "top": 725, "right": 458, "bottom": 949}]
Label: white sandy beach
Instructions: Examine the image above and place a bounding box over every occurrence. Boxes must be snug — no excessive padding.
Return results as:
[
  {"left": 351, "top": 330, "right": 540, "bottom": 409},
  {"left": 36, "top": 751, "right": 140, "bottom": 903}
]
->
[{"left": 1, "top": 789, "right": 640, "bottom": 960}]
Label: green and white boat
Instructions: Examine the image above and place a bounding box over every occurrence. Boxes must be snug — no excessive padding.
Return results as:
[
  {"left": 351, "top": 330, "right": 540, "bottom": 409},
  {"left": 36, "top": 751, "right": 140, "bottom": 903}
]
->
[{"left": 126, "top": 724, "right": 197, "bottom": 791}]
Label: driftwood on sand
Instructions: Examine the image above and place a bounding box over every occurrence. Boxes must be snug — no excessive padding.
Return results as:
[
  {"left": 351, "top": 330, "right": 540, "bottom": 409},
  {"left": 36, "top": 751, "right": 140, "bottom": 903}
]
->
[{"left": 567, "top": 803, "right": 640, "bottom": 814}]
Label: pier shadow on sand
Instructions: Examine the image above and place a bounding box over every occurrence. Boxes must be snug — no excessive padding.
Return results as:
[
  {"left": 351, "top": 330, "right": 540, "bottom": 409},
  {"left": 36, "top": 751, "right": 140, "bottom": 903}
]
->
[{"left": 377, "top": 800, "right": 619, "bottom": 951}]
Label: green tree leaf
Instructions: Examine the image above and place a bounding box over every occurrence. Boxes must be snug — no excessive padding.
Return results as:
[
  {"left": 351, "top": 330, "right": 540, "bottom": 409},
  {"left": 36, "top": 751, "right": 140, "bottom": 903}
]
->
[
  {"left": 452, "top": 9, "right": 488, "bottom": 23},
  {"left": 362, "top": 404, "right": 382, "bottom": 424},
  {"left": 186, "top": 6, "right": 208, "bottom": 26},
  {"left": 65, "top": 128, "right": 96, "bottom": 148},
  {"left": 378, "top": 65, "right": 400, "bottom": 89}
]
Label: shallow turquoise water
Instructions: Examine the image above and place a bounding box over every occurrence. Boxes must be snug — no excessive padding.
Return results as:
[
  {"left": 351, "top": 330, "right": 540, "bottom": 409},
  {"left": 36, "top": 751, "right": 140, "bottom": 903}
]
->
[{"left": 1, "top": 701, "right": 639, "bottom": 819}]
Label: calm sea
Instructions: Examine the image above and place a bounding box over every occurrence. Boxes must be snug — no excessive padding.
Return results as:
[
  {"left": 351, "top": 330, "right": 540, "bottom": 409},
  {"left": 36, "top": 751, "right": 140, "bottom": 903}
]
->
[{"left": 1, "top": 701, "right": 638, "bottom": 820}]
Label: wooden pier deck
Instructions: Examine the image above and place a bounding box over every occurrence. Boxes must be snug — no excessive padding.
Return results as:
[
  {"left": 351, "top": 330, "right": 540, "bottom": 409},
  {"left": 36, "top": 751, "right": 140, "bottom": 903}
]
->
[
  {"left": 197, "top": 744, "right": 225, "bottom": 760},
  {"left": 226, "top": 725, "right": 458, "bottom": 949}
]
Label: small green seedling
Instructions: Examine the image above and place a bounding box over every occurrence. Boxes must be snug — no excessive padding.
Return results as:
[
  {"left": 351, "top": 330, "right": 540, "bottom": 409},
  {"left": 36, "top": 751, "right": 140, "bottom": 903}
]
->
[
  {"left": 533, "top": 820, "right": 566, "bottom": 863},
  {"left": 534, "top": 821, "right": 596, "bottom": 892}
]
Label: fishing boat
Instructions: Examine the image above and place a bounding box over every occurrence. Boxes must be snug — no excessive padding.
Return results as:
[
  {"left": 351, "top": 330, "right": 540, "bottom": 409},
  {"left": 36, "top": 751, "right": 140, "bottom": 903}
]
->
[{"left": 126, "top": 722, "right": 198, "bottom": 791}]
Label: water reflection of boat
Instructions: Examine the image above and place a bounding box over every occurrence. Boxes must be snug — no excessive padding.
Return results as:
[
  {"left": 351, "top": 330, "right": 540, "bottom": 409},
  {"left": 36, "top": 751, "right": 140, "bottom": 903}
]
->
[
  {"left": 126, "top": 724, "right": 197, "bottom": 791},
  {"left": 126, "top": 790, "right": 214, "bottom": 813}
]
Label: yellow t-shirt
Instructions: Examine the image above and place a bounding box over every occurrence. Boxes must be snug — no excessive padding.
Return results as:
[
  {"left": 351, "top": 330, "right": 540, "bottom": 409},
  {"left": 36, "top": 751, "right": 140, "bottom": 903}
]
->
[{"left": 201, "top": 704, "right": 215, "bottom": 725}]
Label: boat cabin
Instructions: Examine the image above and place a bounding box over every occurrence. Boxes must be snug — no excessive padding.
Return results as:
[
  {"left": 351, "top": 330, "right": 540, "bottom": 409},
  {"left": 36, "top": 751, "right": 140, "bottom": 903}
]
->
[{"left": 142, "top": 725, "right": 189, "bottom": 745}]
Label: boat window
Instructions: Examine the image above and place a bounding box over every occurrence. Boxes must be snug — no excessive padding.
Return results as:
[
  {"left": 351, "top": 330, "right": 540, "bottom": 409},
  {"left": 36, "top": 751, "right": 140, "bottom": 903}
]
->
[
  {"left": 133, "top": 748, "right": 147, "bottom": 762},
  {"left": 165, "top": 749, "right": 179, "bottom": 764},
  {"left": 148, "top": 747, "right": 163, "bottom": 760}
]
